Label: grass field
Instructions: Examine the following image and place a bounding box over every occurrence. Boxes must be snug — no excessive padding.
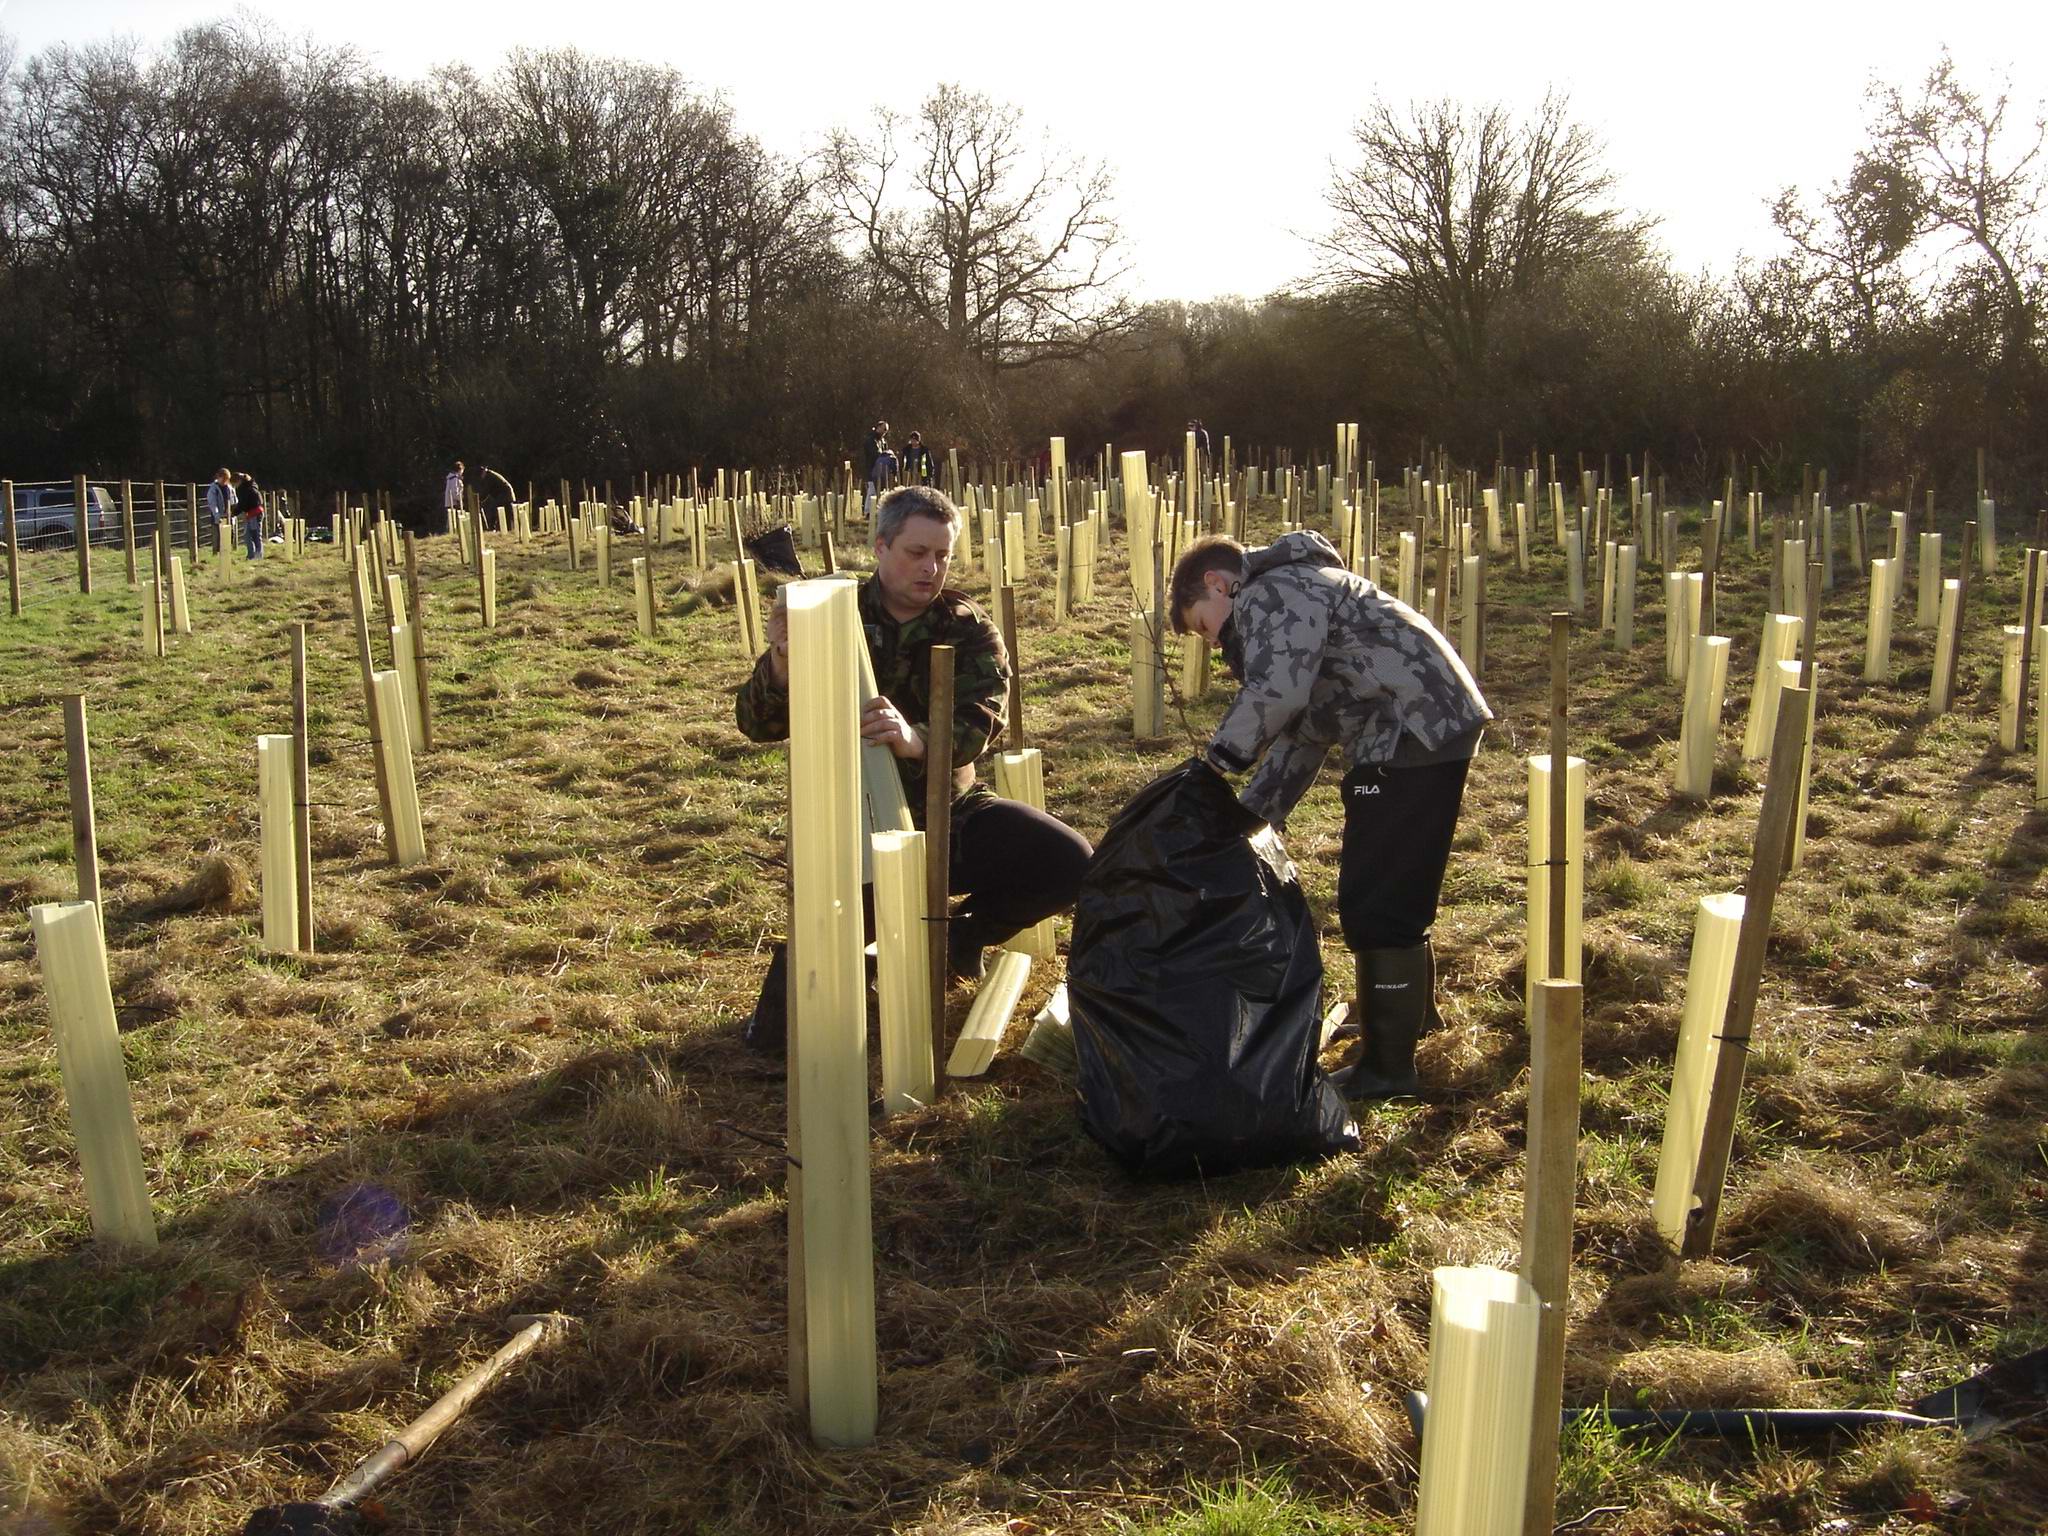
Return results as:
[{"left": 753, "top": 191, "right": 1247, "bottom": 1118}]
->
[{"left": 0, "top": 500, "right": 2043, "bottom": 1536}]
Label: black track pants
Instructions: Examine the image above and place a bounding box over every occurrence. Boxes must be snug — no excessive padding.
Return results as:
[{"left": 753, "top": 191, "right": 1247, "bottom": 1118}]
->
[{"left": 1335, "top": 757, "right": 1472, "bottom": 952}]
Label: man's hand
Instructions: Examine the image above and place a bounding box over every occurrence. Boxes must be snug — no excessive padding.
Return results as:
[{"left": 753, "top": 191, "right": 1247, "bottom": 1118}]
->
[
  {"left": 860, "top": 696, "right": 925, "bottom": 760},
  {"left": 764, "top": 589, "right": 790, "bottom": 684}
]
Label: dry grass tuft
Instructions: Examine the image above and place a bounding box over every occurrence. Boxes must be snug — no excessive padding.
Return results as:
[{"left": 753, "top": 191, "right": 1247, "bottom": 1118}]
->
[
  {"left": 1601, "top": 1341, "right": 1814, "bottom": 1407},
  {"left": 124, "top": 852, "right": 253, "bottom": 917},
  {"left": 1722, "top": 1159, "right": 1925, "bottom": 1270}
]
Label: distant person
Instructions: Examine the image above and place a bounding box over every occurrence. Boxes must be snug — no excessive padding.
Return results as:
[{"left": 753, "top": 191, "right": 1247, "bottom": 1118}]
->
[
  {"left": 865, "top": 439, "right": 899, "bottom": 519},
  {"left": 444, "top": 460, "right": 467, "bottom": 519},
  {"left": 1189, "top": 419, "right": 1212, "bottom": 470},
  {"left": 234, "top": 472, "right": 265, "bottom": 559},
  {"left": 860, "top": 420, "right": 888, "bottom": 484},
  {"left": 204, "top": 468, "right": 233, "bottom": 536},
  {"left": 901, "top": 431, "right": 936, "bottom": 486}
]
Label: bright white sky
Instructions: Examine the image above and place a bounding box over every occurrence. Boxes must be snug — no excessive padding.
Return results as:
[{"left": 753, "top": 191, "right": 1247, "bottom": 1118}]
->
[{"left": 6, "top": 0, "right": 2044, "bottom": 303}]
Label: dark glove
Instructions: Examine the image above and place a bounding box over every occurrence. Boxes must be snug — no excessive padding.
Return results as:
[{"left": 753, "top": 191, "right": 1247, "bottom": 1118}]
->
[{"left": 1178, "top": 755, "right": 1267, "bottom": 836}]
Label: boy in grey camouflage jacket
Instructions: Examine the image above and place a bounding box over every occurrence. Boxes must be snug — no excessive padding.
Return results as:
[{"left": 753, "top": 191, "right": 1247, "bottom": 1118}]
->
[{"left": 1171, "top": 530, "right": 1490, "bottom": 1099}]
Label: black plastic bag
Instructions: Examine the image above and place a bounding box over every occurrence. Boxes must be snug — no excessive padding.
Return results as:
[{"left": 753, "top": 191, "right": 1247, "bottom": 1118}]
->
[
  {"left": 744, "top": 524, "right": 804, "bottom": 577},
  {"left": 1068, "top": 760, "right": 1359, "bottom": 1176}
]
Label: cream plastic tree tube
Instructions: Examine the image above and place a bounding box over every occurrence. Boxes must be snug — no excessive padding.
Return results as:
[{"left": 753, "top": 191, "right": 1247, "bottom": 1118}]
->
[
  {"left": 1514, "top": 502, "right": 1530, "bottom": 573},
  {"left": 1131, "top": 612, "right": 1163, "bottom": 739},
  {"left": 948, "top": 949, "right": 1032, "bottom": 1078},
  {"left": 1414, "top": 1265, "right": 1541, "bottom": 1536},
  {"left": 1917, "top": 533, "right": 1942, "bottom": 628},
  {"left": 2036, "top": 625, "right": 2048, "bottom": 808},
  {"left": 372, "top": 670, "right": 427, "bottom": 865},
  {"left": 1675, "top": 634, "right": 1731, "bottom": 800},
  {"left": 633, "top": 557, "right": 655, "bottom": 638},
  {"left": 1865, "top": 560, "right": 1895, "bottom": 682},
  {"left": 1782, "top": 538, "right": 1808, "bottom": 618},
  {"left": 1614, "top": 545, "right": 1637, "bottom": 650},
  {"left": 1663, "top": 572, "right": 1691, "bottom": 682},
  {"left": 994, "top": 750, "right": 1058, "bottom": 958},
  {"left": 1565, "top": 526, "right": 1584, "bottom": 616},
  {"left": 480, "top": 548, "right": 497, "bottom": 627},
  {"left": 258, "top": 735, "right": 299, "bottom": 953},
  {"left": 29, "top": 900, "right": 157, "bottom": 1249},
  {"left": 1743, "top": 614, "right": 1803, "bottom": 760},
  {"left": 1121, "top": 450, "right": 1154, "bottom": 609},
  {"left": 141, "top": 577, "right": 164, "bottom": 657},
  {"left": 1005, "top": 511, "right": 1025, "bottom": 584},
  {"left": 1525, "top": 754, "right": 1584, "bottom": 1016},
  {"left": 785, "top": 579, "right": 878, "bottom": 1448},
  {"left": 390, "top": 622, "right": 423, "bottom": 753},
  {"left": 2000, "top": 626, "right": 2025, "bottom": 751},
  {"left": 1929, "top": 579, "right": 1962, "bottom": 714},
  {"left": 1651, "top": 893, "right": 1746, "bottom": 1246},
  {"left": 168, "top": 556, "right": 191, "bottom": 634},
  {"left": 871, "top": 829, "right": 933, "bottom": 1115}
]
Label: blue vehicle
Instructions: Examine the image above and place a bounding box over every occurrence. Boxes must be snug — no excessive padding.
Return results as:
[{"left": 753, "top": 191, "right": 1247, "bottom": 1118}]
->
[{"left": 6, "top": 483, "right": 116, "bottom": 549}]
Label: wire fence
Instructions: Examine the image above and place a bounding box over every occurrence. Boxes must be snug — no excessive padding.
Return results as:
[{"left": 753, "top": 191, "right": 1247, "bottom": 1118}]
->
[{"left": 3, "top": 479, "right": 299, "bottom": 614}]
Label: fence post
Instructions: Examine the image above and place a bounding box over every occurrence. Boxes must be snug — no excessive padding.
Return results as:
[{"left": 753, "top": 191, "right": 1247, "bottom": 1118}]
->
[
  {"left": 3, "top": 478, "right": 18, "bottom": 617},
  {"left": 74, "top": 473, "right": 91, "bottom": 594}
]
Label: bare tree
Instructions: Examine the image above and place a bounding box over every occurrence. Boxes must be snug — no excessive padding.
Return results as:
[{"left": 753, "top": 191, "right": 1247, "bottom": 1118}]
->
[
  {"left": 822, "top": 84, "right": 1131, "bottom": 370},
  {"left": 1862, "top": 51, "right": 2044, "bottom": 360},
  {"left": 1316, "top": 93, "right": 1650, "bottom": 404}
]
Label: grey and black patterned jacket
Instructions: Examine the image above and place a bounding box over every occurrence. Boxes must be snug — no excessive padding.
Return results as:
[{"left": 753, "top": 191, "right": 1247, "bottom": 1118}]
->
[{"left": 1205, "top": 531, "right": 1491, "bottom": 824}]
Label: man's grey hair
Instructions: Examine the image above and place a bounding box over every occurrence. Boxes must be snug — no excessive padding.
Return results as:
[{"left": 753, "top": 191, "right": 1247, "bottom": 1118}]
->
[{"left": 875, "top": 485, "right": 963, "bottom": 546}]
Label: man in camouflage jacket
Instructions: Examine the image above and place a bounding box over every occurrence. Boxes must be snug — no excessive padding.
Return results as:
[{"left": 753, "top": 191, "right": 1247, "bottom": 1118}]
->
[
  {"left": 734, "top": 485, "right": 1092, "bottom": 1053},
  {"left": 1171, "top": 529, "right": 1490, "bottom": 1100}
]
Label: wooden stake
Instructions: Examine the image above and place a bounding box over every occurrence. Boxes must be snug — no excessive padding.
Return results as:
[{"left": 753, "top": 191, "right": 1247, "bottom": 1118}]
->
[
  {"left": 926, "top": 644, "right": 955, "bottom": 1095},
  {"left": 1651, "top": 893, "right": 1746, "bottom": 1246},
  {"left": 348, "top": 549, "right": 400, "bottom": 863},
  {"left": 62, "top": 695, "right": 101, "bottom": 915},
  {"left": 403, "top": 532, "right": 434, "bottom": 753},
  {"left": 999, "top": 583, "right": 1025, "bottom": 750},
  {"left": 27, "top": 901, "right": 157, "bottom": 1249},
  {"left": 1520, "top": 978, "right": 1582, "bottom": 1536},
  {"left": 1682, "top": 689, "right": 1809, "bottom": 1258},
  {"left": 121, "top": 479, "right": 137, "bottom": 587},
  {"left": 1947, "top": 522, "right": 1977, "bottom": 709}
]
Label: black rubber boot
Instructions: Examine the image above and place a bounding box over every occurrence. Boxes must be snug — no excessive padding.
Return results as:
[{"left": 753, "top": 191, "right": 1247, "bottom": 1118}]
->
[
  {"left": 1330, "top": 943, "right": 1437, "bottom": 1100},
  {"left": 946, "top": 915, "right": 1013, "bottom": 982},
  {"left": 740, "top": 944, "right": 789, "bottom": 1054}
]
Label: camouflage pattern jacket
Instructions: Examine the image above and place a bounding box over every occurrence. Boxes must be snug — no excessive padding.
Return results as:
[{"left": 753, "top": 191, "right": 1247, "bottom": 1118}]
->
[
  {"left": 1206, "top": 531, "right": 1491, "bottom": 824},
  {"left": 734, "top": 577, "right": 1008, "bottom": 827}
]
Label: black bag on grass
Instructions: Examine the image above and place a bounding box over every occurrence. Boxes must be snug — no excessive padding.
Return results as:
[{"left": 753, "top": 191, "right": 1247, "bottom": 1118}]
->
[{"left": 1067, "top": 760, "right": 1358, "bottom": 1176}]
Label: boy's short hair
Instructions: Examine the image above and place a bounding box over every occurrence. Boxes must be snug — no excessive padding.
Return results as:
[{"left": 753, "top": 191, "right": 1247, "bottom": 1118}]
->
[
  {"left": 1169, "top": 536, "right": 1247, "bottom": 634},
  {"left": 875, "top": 485, "right": 963, "bottom": 546}
]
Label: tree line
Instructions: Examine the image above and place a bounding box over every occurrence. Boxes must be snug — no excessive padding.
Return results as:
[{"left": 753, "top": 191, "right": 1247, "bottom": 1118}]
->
[{"left": 1, "top": 18, "right": 2041, "bottom": 512}]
